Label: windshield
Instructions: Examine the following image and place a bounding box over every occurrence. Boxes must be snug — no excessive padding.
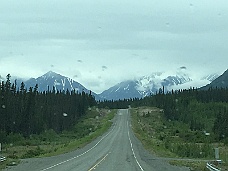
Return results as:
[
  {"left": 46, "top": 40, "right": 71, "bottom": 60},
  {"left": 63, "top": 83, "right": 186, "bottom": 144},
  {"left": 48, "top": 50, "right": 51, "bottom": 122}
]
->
[{"left": 0, "top": 0, "right": 227, "bottom": 94}]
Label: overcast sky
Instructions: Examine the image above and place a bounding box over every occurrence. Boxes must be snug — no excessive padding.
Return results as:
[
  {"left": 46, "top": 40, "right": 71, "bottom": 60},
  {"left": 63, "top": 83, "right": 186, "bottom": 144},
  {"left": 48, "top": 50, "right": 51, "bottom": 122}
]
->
[{"left": 0, "top": 0, "right": 228, "bottom": 93}]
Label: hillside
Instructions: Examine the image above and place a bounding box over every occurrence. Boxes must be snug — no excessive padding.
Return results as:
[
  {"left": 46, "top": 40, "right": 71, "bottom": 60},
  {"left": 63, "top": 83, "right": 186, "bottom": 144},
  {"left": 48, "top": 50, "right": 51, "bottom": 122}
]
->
[
  {"left": 23, "top": 71, "right": 102, "bottom": 100},
  {"left": 201, "top": 69, "right": 228, "bottom": 90}
]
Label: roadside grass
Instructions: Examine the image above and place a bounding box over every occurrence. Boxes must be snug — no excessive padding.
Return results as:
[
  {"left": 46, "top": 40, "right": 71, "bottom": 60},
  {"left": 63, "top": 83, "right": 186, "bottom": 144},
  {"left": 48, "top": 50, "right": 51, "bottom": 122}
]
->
[
  {"left": 42, "top": 108, "right": 116, "bottom": 157},
  {"left": 131, "top": 106, "right": 177, "bottom": 158},
  {"left": 130, "top": 107, "right": 228, "bottom": 171},
  {"left": 169, "top": 160, "right": 208, "bottom": 171},
  {"left": 0, "top": 108, "right": 116, "bottom": 170},
  {"left": 0, "top": 158, "right": 19, "bottom": 170}
]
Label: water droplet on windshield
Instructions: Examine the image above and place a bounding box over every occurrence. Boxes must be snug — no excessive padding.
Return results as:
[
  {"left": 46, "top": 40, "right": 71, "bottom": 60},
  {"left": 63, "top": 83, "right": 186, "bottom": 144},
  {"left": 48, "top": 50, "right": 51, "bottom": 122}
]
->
[{"left": 166, "top": 23, "right": 170, "bottom": 27}]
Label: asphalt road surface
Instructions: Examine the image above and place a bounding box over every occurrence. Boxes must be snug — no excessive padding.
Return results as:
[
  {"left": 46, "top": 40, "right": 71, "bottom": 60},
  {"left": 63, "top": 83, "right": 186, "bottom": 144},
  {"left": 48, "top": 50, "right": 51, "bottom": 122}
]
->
[{"left": 5, "top": 109, "right": 190, "bottom": 171}]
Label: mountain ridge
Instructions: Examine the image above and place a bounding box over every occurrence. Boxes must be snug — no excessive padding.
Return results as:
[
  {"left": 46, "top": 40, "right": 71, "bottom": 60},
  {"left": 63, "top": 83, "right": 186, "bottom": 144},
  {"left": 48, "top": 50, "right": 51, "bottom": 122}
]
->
[
  {"left": 201, "top": 69, "right": 228, "bottom": 90},
  {"left": 23, "top": 71, "right": 102, "bottom": 100},
  {"left": 100, "top": 71, "right": 220, "bottom": 100}
]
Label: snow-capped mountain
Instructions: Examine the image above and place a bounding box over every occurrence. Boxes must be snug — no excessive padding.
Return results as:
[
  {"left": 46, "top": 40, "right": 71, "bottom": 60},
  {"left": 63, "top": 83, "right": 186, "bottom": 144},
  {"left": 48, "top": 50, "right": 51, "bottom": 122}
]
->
[
  {"left": 201, "top": 69, "right": 228, "bottom": 90},
  {"left": 201, "top": 73, "right": 220, "bottom": 82},
  {"left": 100, "top": 75, "right": 192, "bottom": 100},
  {"left": 100, "top": 70, "right": 219, "bottom": 100},
  {"left": 2, "top": 69, "right": 221, "bottom": 101},
  {"left": 100, "top": 80, "right": 143, "bottom": 100},
  {"left": 23, "top": 71, "right": 101, "bottom": 100}
]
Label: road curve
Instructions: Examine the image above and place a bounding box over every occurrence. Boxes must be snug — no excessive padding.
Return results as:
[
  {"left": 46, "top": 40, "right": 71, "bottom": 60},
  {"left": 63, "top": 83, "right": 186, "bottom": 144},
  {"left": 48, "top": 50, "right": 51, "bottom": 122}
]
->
[{"left": 4, "top": 109, "right": 189, "bottom": 171}]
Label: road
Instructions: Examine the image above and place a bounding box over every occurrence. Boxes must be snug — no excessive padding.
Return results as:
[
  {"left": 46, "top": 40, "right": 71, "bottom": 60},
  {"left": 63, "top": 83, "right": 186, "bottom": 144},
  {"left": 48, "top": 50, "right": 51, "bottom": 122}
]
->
[{"left": 4, "top": 109, "right": 189, "bottom": 171}]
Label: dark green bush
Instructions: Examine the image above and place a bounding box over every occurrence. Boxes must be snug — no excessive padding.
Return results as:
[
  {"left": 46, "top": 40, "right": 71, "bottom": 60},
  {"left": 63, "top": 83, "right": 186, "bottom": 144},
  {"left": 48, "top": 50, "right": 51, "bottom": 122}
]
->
[
  {"left": 39, "top": 129, "right": 60, "bottom": 142},
  {"left": 7, "top": 133, "right": 25, "bottom": 145},
  {"left": 22, "top": 146, "right": 44, "bottom": 158},
  {"left": 0, "top": 131, "right": 7, "bottom": 143}
]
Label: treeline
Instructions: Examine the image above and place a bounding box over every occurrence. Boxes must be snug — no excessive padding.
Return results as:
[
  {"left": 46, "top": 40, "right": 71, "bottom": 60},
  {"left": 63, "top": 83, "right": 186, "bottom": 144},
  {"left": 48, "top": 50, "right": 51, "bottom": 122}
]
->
[
  {"left": 98, "top": 98, "right": 132, "bottom": 109},
  {"left": 0, "top": 74, "right": 96, "bottom": 139},
  {"left": 100, "top": 87, "right": 228, "bottom": 141},
  {"left": 144, "top": 88, "right": 228, "bottom": 141}
]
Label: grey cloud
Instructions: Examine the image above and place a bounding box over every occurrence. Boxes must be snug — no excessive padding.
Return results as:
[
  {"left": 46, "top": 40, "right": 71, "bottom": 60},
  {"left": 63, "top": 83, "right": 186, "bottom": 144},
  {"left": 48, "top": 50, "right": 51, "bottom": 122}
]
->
[{"left": 0, "top": 0, "right": 228, "bottom": 93}]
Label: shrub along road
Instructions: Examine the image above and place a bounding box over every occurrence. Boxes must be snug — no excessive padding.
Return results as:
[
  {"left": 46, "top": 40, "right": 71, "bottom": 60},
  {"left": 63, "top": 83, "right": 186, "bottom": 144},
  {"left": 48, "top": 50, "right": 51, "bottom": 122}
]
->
[{"left": 4, "top": 109, "right": 189, "bottom": 171}]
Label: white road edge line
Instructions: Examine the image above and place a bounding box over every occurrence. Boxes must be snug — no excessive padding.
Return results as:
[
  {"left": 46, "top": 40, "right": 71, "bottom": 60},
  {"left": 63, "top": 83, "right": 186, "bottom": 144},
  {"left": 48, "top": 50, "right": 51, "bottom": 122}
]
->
[
  {"left": 127, "top": 121, "right": 144, "bottom": 171},
  {"left": 41, "top": 123, "right": 116, "bottom": 171}
]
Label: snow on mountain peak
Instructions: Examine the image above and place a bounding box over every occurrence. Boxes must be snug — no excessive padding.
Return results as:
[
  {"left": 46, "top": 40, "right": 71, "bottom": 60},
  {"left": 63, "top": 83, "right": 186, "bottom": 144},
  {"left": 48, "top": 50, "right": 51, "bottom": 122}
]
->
[
  {"left": 134, "top": 69, "right": 192, "bottom": 96},
  {"left": 135, "top": 75, "right": 162, "bottom": 95},
  {"left": 201, "top": 73, "right": 219, "bottom": 82}
]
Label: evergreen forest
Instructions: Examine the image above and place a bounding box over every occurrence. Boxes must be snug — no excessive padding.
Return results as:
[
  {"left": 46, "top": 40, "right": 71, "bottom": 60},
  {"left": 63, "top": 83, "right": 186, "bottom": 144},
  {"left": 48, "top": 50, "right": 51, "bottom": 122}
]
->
[
  {"left": 99, "top": 87, "right": 228, "bottom": 143},
  {"left": 0, "top": 74, "right": 96, "bottom": 142}
]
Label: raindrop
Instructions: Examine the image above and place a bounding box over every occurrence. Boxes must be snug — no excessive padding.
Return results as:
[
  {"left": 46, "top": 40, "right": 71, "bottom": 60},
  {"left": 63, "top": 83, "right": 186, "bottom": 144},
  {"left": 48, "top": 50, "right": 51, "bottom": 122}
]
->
[
  {"left": 2, "top": 105, "right": 6, "bottom": 109},
  {"left": 132, "top": 53, "right": 139, "bottom": 57},
  {"left": 63, "top": 113, "right": 68, "bottom": 117},
  {"left": 97, "top": 26, "right": 102, "bottom": 32},
  {"left": 166, "top": 22, "right": 170, "bottom": 27},
  {"left": 102, "top": 66, "right": 108, "bottom": 70}
]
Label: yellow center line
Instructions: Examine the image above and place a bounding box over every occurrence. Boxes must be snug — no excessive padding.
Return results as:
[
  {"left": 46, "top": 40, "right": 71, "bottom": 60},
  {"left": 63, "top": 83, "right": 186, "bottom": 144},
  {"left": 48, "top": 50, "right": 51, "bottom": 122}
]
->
[{"left": 88, "top": 153, "right": 109, "bottom": 171}]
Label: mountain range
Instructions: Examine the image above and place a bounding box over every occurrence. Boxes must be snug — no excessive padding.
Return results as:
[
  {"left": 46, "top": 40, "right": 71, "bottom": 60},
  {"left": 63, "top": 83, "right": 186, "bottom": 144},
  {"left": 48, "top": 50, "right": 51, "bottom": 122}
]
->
[
  {"left": 3, "top": 69, "right": 227, "bottom": 100},
  {"left": 99, "top": 69, "right": 219, "bottom": 100}
]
